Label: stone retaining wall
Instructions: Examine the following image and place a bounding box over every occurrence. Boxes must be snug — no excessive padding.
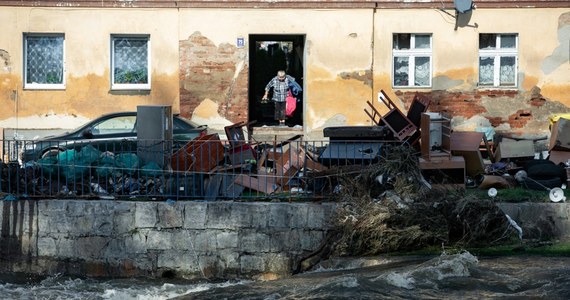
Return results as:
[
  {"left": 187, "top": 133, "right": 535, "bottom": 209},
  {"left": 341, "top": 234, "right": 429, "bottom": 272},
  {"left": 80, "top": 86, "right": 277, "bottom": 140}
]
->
[
  {"left": 497, "top": 202, "right": 570, "bottom": 241},
  {"left": 0, "top": 200, "right": 336, "bottom": 280},
  {"left": 2, "top": 200, "right": 569, "bottom": 280}
]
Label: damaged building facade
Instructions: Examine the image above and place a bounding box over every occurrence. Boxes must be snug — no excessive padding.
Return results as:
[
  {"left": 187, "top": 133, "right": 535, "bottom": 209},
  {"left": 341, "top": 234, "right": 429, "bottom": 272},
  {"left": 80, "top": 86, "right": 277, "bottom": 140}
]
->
[{"left": 0, "top": 0, "right": 569, "bottom": 140}]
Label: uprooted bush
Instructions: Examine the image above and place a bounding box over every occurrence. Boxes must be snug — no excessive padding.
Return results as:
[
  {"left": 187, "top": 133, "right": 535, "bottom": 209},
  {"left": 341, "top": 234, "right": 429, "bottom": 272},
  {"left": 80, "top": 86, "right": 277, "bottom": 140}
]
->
[
  {"left": 335, "top": 146, "right": 517, "bottom": 255},
  {"left": 320, "top": 145, "right": 521, "bottom": 258}
]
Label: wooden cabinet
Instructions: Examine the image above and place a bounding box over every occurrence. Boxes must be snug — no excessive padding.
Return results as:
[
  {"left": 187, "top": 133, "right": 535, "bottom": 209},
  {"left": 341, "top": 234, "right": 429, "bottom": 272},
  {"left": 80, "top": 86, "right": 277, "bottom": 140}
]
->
[
  {"left": 419, "top": 156, "right": 466, "bottom": 189},
  {"left": 420, "top": 112, "right": 452, "bottom": 160},
  {"left": 171, "top": 134, "right": 225, "bottom": 172}
]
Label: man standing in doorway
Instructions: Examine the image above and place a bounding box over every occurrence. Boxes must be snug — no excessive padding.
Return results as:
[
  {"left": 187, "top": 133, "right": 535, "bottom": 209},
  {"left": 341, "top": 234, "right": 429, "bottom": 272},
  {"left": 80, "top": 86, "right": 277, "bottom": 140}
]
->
[{"left": 262, "top": 70, "right": 297, "bottom": 127}]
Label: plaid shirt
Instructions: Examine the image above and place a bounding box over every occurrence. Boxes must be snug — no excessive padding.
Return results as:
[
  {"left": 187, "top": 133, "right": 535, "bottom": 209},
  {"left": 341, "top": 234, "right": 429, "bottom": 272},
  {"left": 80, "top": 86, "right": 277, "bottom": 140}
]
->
[{"left": 265, "top": 75, "right": 295, "bottom": 102}]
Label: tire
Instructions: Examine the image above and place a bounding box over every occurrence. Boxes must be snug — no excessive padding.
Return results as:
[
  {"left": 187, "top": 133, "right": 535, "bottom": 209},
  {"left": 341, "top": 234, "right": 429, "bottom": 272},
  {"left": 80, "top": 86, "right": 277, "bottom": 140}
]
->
[
  {"left": 527, "top": 164, "right": 565, "bottom": 179},
  {"left": 524, "top": 159, "right": 554, "bottom": 171}
]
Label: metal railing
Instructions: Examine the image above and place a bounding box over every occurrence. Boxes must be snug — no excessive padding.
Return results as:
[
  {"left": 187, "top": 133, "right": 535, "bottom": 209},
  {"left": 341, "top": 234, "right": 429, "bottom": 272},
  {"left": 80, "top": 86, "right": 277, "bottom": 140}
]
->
[{"left": 1, "top": 136, "right": 401, "bottom": 201}]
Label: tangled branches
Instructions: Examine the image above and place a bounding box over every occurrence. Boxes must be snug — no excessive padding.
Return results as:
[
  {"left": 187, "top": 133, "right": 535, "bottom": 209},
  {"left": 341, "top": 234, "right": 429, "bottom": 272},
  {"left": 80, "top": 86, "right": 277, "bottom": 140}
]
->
[{"left": 330, "top": 145, "right": 520, "bottom": 256}]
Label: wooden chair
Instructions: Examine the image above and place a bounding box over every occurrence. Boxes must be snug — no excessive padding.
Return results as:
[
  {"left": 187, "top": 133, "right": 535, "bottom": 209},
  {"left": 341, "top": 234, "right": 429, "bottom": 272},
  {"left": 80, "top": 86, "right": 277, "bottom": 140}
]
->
[
  {"left": 406, "top": 92, "right": 431, "bottom": 147},
  {"left": 224, "top": 121, "right": 257, "bottom": 165},
  {"left": 364, "top": 90, "right": 398, "bottom": 126}
]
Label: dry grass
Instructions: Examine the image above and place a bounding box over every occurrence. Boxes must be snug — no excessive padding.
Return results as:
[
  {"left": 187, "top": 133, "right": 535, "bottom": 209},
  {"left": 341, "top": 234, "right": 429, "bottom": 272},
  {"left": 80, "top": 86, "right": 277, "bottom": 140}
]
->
[{"left": 331, "top": 145, "right": 520, "bottom": 256}]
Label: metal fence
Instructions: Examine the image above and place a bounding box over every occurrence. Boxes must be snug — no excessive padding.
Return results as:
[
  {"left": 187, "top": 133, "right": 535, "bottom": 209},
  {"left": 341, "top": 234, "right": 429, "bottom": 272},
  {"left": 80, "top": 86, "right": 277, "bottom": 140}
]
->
[{"left": 0, "top": 136, "right": 401, "bottom": 201}]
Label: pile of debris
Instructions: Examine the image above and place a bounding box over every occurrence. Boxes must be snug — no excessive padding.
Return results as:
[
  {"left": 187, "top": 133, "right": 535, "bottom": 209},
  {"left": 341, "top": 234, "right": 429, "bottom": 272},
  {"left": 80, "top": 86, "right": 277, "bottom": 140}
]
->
[
  {"left": 295, "top": 145, "right": 523, "bottom": 273},
  {"left": 0, "top": 121, "right": 334, "bottom": 200},
  {"left": 2, "top": 90, "right": 569, "bottom": 201}
]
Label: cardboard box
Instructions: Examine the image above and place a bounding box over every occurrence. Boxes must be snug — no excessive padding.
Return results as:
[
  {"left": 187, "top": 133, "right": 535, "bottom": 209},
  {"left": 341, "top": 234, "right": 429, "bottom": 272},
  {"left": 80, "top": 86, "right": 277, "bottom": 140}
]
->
[
  {"left": 548, "top": 150, "right": 570, "bottom": 165},
  {"left": 549, "top": 118, "right": 570, "bottom": 151},
  {"left": 494, "top": 139, "right": 535, "bottom": 161}
]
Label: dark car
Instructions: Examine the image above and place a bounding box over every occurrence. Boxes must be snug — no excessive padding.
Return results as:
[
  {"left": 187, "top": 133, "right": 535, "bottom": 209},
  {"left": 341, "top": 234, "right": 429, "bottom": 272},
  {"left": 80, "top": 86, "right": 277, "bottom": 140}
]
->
[{"left": 21, "top": 112, "right": 207, "bottom": 162}]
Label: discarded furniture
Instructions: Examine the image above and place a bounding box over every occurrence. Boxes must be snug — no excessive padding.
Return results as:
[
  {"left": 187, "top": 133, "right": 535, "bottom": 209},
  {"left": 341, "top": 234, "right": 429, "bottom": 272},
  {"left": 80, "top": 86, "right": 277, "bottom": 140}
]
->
[
  {"left": 233, "top": 143, "right": 326, "bottom": 195},
  {"left": 364, "top": 90, "right": 397, "bottom": 126},
  {"left": 321, "top": 125, "right": 390, "bottom": 166},
  {"left": 406, "top": 93, "right": 431, "bottom": 129},
  {"left": 365, "top": 100, "right": 384, "bottom": 126},
  {"left": 420, "top": 112, "right": 451, "bottom": 161},
  {"left": 450, "top": 131, "right": 489, "bottom": 177},
  {"left": 225, "top": 121, "right": 257, "bottom": 165},
  {"left": 363, "top": 90, "right": 430, "bottom": 143},
  {"left": 494, "top": 138, "right": 535, "bottom": 162},
  {"left": 548, "top": 118, "right": 570, "bottom": 165},
  {"left": 381, "top": 109, "right": 417, "bottom": 142},
  {"left": 378, "top": 92, "right": 417, "bottom": 142},
  {"left": 549, "top": 150, "right": 570, "bottom": 165},
  {"left": 323, "top": 126, "right": 391, "bottom": 141},
  {"left": 136, "top": 105, "right": 173, "bottom": 169},
  {"left": 170, "top": 133, "right": 225, "bottom": 172},
  {"left": 419, "top": 156, "right": 466, "bottom": 189},
  {"left": 405, "top": 93, "right": 431, "bottom": 147},
  {"left": 234, "top": 173, "right": 281, "bottom": 194},
  {"left": 319, "top": 142, "right": 384, "bottom": 166},
  {"left": 549, "top": 117, "right": 570, "bottom": 151}
]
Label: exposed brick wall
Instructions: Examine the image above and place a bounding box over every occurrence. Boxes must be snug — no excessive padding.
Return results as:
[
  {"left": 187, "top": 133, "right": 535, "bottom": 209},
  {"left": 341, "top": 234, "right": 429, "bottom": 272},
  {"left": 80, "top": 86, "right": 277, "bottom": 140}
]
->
[
  {"left": 397, "top": 89, "right": 524, "bottom": 128},
  {"left": 179, "top": 32, "right": 248, "bottom": 124}
]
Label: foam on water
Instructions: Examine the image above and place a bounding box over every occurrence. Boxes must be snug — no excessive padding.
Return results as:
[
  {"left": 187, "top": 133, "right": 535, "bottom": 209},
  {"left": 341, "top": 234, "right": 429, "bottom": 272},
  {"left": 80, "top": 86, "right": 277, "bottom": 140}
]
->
[
  {"left": 3, "top": 255, "right": 570, "bottom": 299},
  {"left": 375, "top": 251, "right": 479, "bottom": 290},
  {"left": 0, "top": 273, "right": 251, "bottom": 300}
]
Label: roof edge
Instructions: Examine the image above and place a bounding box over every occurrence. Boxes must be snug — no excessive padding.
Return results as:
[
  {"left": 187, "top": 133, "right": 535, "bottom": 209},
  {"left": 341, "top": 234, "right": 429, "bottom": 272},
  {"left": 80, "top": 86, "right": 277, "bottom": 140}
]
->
[{"left": 0, "top": 1, "right": 568, "bottom": 9}]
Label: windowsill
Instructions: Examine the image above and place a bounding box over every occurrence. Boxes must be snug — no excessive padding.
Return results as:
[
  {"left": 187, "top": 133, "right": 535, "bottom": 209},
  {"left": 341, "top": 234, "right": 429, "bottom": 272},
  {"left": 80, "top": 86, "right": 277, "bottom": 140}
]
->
[
  {"left": 109, "top": 89, "right": 151, "bottom": 96},
  {"left": 24, "top": 85, "right": 66, "bottom": 90},
  {"left": 110, "top": 86, "right": 151, "bottom": 91},
  {"left": 392, "top": 86, "right": 432, "bottom": 89},
  {"left": 476, "top": 85, "right": 518, "bottom": 90}
]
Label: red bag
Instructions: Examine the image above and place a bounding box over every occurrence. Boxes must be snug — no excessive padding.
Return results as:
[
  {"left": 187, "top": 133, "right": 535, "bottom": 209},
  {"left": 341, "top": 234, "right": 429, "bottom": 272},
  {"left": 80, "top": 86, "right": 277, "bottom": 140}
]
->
[{"left": 286, "top": 90, "right": 297, "bottom": 117}]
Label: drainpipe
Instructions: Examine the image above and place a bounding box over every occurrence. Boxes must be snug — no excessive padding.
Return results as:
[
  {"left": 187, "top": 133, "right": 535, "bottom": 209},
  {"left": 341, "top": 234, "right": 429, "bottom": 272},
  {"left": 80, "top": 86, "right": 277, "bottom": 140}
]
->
[{"left": 370, "top": 5, "right": 377, "bottom": 125}]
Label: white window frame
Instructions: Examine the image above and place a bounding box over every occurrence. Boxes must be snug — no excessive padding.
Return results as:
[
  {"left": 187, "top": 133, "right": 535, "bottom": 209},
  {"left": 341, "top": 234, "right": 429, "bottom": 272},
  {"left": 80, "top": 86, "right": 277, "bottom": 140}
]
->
[
  {"left": 111, "top": 34, "right": 151, "bottom": 90},
  {"left": 23, "top": 33, "right": 66, "bottom": 90},
  {"left": 392, "top": 33, "right": 433, "bottom": 88},
  {"left": 478, "top": 33, "right": 518, "bottom": 88}
]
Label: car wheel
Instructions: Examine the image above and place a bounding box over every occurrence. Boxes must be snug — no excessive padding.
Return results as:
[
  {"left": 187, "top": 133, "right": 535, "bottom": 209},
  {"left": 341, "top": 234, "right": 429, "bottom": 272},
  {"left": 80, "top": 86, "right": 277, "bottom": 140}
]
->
[{"left": 42, "top": 148, "right": 63, "bottom": 159}]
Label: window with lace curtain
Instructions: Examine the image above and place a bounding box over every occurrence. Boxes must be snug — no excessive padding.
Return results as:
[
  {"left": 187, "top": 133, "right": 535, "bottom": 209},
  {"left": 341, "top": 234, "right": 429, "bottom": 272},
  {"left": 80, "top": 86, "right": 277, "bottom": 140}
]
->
[
  {"left": 24, "top": 33, "right": 65, "bottom": 89},
  {"left": 392, "top": 33, "right": 432, "bottom": 88},
  {"left": 111, "top": 35, "right": 151, "bottom": 90},
  {"left": 478, "top": 34, "right": 518, "bottom": 88}
]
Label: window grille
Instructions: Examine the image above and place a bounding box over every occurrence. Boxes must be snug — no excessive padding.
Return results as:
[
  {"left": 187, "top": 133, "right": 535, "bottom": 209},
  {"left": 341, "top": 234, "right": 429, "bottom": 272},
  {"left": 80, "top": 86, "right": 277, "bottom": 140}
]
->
[{"left": 24, "top": 34, "right": 65, "bottom": 89}]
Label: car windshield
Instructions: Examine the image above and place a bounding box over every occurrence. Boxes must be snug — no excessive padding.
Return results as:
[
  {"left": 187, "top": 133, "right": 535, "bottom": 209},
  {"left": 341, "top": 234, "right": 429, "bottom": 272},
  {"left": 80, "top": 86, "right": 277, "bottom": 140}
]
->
[{"left": 92, "top": 116, "right": 136, "bottom": 135}]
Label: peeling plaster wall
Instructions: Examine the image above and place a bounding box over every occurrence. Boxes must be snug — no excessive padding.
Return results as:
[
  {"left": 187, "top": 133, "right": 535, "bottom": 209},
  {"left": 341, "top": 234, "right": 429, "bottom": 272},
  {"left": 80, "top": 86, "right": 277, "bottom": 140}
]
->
[
  {"left": 0, "top": 7, "right": 180, "bottom": 131},
  {"left": 178, "top": 9, "right": 375, "bottom": 138},
  {"left": 375, "top": 8, "right": 570, "bottom": 137},
  {"left": 0, "top": 6, "right": 569, "bottom": 138}
]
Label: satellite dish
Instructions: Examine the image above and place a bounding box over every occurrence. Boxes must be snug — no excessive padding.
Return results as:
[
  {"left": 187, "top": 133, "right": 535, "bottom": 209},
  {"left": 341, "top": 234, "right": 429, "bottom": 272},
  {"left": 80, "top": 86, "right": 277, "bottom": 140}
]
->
[
  {"left": 488, "top": 188, "right": 498, "bottom": 198},
  {"left": 549, "top": 188, "right": 567, "bottom": 202},
  {"left": 454, "top": 0, "right": 474, "bottom": 14}
]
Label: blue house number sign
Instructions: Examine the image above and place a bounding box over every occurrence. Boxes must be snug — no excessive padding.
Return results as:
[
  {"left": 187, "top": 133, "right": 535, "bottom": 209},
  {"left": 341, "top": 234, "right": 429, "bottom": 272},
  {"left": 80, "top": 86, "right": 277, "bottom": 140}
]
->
[{"left": 237, "top": 37, "right": 245, "bottom": 48}]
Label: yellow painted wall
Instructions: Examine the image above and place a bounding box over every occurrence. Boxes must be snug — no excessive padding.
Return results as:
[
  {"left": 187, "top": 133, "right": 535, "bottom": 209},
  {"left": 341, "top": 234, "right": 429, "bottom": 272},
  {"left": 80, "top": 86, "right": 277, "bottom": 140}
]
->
[
  {"left": 0, "top": 6, "right": 569, "bottom": 138},
  {"left": 0, "top": 7, "right": 180, "bottom": 130},
  {"left": 178, "top": 9, "right": 375, "bottom": 138},
  {"left": 374, "top": 8, "right": 570, "bottom": 103}
]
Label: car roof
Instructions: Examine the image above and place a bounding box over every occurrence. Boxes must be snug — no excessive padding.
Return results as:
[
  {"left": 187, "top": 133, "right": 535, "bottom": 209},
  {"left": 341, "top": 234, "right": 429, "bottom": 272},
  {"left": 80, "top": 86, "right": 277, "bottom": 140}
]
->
[
  {"left": 93, "top": 111, "right": 200, "bottom": 126},
  {"left": 61, "top": 111, "right": 202, "bottom": 136}
]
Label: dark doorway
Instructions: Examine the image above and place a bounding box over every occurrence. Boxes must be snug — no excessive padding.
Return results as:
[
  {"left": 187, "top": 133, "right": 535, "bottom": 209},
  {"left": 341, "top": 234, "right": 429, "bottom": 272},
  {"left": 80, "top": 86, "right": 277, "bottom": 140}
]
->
[{"left": 249, "top": 35, "right": 305, "bottom": 127}]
